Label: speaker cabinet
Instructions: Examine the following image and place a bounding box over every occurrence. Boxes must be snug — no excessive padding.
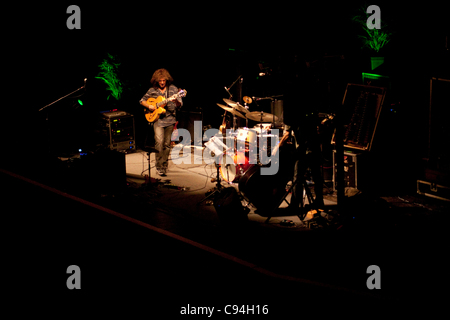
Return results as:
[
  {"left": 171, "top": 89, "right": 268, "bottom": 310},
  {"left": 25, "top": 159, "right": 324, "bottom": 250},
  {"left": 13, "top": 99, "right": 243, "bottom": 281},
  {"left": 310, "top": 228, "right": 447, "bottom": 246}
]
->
[
  {"left": 428, "top": 78, "right": 450, "bottom": 166},
  {"left": 177, "top": 111, "right": 203, "bottom": 145}
]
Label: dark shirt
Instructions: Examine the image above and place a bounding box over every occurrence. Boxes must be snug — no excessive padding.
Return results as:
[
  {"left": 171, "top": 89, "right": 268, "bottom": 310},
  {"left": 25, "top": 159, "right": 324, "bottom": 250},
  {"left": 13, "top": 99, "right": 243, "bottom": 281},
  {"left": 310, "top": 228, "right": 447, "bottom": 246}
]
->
[{"left": 140, "top": 84, "right": 183, "bottom": 127}]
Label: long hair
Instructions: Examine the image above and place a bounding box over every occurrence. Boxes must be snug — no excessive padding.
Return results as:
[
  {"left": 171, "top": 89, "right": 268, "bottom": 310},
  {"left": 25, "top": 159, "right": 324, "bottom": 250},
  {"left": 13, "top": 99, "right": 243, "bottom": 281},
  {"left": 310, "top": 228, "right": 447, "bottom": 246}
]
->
[{"left": 150, "top": 68, "right": 174, "bottom": 88}]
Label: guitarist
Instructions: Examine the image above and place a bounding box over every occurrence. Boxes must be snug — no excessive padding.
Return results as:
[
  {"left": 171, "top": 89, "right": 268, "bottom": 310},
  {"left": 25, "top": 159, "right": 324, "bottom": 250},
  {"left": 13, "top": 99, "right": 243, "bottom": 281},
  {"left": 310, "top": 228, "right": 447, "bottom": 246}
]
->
[{"left": 140, "top": 68, "right": 183, "bottom": 176}]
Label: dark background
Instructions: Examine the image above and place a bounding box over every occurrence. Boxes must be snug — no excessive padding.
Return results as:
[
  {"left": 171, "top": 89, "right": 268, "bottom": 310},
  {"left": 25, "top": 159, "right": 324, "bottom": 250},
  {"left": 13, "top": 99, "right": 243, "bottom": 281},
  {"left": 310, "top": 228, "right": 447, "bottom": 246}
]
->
[
  {"left": 3, "top": 2, "right": 449, "bottom": 190},
  {"left": 2, "top": 1, "right": 449, "bottom": 312}
]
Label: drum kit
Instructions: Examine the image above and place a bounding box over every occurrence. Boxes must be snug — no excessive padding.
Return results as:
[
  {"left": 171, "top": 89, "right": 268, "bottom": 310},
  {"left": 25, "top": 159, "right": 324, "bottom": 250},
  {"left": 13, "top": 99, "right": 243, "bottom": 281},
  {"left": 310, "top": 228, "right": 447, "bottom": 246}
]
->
[
  {"left": 211, "top": 96, "right": 282, "bottom": 184},
  {"left": 203, "top": 95, "right": 326, "bottom": 220}
]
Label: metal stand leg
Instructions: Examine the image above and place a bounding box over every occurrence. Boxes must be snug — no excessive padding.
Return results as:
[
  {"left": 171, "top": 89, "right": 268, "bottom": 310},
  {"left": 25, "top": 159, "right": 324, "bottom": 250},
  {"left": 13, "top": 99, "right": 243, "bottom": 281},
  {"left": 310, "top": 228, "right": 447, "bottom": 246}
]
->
[
  {"left": 264, "top": 176, "right": 316, "bottom": 223},
  {"left": 198, "top": 158, "right": 223, "bottom": 205}
]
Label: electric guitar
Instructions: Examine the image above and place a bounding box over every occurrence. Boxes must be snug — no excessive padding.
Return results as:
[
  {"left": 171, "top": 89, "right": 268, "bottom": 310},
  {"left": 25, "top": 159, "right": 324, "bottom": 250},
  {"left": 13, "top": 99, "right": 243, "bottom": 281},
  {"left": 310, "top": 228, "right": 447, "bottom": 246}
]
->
[{"left": 144, "top": 89, "right": 187, "bottom": 123}]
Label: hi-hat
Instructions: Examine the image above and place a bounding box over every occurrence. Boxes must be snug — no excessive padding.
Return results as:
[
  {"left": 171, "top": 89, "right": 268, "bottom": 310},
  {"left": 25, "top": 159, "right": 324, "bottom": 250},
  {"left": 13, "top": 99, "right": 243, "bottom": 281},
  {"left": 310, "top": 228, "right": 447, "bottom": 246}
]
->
[
  {"left": 223, "top": 98, "right": 248, "bottom": 114},
  {"left": 246, "top": 111, "right": 278, "bottom": 122}
]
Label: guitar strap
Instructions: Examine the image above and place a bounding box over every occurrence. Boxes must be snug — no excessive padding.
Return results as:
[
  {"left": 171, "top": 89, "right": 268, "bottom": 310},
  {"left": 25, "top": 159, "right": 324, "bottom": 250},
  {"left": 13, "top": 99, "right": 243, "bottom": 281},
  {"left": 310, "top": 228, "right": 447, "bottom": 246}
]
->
[{"left": 165, "top": 85, "right": 176, "bottom": 117}]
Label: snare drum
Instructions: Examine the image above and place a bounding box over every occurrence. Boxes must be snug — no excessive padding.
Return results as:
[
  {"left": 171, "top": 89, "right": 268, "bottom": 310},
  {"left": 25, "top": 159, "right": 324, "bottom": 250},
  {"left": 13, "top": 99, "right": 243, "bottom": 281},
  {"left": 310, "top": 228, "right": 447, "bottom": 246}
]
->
[
  {"left": 219, "top": 151, "right": 251, "bottom": 183},
  {"left": 253, "top": 123, "right": 272, "bottom": 133}
]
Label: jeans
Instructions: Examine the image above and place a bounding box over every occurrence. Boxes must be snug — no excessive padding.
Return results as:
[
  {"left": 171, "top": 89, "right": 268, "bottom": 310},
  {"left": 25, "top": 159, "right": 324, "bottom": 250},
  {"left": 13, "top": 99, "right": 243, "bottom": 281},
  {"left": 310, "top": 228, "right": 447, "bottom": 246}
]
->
[{"left": 154, "top": 125, "right": 174, "bottom": 170}]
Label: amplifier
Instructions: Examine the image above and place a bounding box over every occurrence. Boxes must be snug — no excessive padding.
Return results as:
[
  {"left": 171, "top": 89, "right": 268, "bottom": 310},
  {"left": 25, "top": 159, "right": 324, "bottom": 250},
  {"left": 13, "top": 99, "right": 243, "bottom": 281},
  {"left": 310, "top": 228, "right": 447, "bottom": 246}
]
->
[
  {"left": 428, "top": 77, "right": 450, "bottom": 162},
  {"left": 332, "top": 84, "right": 386, "bottom": 152},
  {"left": 98, "top": 111, "right": 135, "bottom": 152},
  {"left": 101, "top": 110, "right": 128, "bottom": 118},
  {"left": 177, "top": 110, "right": 203, "bottom": 145},
  {"left": 332, "top": 150, "right": 366, "bottom": 191}
]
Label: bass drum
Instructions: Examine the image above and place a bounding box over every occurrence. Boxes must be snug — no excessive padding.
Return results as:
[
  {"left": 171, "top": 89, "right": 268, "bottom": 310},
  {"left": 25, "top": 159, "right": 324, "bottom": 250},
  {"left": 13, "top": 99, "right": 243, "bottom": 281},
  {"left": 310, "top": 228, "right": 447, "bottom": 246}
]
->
[
  {"left": 219, "top": 151, "right": 251, "bottom": 183},
  {"left": 238, "top": 142, "right": 296, "bottom": 213}
]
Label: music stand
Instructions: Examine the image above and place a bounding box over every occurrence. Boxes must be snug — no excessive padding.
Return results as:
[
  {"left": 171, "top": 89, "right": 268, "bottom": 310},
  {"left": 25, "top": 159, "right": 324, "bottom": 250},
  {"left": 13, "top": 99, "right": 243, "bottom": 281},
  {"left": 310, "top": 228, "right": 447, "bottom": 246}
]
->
[{"left": 197, "top": 136, "right": 228, "bottom": 205}]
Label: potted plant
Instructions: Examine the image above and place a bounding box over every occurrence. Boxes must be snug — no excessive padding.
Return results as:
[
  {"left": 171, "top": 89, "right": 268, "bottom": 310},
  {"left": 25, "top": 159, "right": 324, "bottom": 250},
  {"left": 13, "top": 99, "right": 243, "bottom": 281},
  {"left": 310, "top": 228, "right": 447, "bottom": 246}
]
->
[{"left": 351, "top": 5, "right": 392, "bottom": 71}]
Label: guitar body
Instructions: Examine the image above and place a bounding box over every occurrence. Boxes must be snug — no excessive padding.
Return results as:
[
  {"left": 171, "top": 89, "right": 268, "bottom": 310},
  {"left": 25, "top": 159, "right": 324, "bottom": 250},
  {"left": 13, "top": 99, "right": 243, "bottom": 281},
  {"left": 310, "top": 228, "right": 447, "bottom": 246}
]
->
[
  {"left": 145, "top": 96, "right": 166, "bottom": 123},
  {"left": 144, "top": 89, "right": 187, "bottom": 123}
]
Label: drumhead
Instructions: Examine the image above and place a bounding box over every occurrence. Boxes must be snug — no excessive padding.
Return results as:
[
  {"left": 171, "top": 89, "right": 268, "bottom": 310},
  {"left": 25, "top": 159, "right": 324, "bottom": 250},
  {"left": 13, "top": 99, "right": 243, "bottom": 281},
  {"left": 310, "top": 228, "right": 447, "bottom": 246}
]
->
[{"left": 220, "top": 154, "right": 236, "bottom": 182}]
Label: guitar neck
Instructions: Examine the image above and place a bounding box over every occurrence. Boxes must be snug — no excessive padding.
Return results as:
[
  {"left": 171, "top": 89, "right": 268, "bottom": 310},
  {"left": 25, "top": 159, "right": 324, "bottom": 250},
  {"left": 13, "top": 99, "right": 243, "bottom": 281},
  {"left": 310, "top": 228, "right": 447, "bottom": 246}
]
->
[{"left": 156, "top": 94, "right": 178, "bottom": 108}]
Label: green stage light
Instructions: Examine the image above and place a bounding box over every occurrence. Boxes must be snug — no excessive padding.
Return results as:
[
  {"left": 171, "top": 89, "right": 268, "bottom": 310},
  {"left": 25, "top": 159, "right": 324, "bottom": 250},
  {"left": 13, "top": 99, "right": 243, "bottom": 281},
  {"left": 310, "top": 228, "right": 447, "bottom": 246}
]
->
[
  {"left": 77, "top": 99, "right": 83, "bottom": 105},
  {"left": 362, "top": 72, "right": 386, "bottom": 80},
  {"left": 362, "top": 72, "right": 390, "bottom": 89}
]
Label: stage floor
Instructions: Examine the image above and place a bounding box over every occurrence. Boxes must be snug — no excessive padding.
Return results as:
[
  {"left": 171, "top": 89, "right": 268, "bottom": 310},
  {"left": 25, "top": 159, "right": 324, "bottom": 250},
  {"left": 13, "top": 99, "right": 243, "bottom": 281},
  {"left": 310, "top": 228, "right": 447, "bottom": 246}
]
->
[
  {"left": 2, "top": 146, "right": 449, "bottom": 308},
  {"left": 124, "top": 146, "right": 337, "bottom": 229}
]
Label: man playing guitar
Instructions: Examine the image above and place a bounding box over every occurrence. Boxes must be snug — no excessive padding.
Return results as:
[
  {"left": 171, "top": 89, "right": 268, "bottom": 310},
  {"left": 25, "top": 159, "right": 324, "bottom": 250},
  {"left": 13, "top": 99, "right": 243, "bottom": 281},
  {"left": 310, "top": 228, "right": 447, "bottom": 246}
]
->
[{"left": 140, "top": 68, "right": 183, "bottom": 176}]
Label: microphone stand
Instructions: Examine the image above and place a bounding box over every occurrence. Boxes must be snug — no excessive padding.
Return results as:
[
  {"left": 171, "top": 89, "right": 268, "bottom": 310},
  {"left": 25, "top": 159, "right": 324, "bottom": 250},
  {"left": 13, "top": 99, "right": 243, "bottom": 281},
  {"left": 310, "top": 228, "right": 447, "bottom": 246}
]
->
[
  {"left": 224, "top": 75, "right": 242, "bottom": 131},
  {"left": 224, "top": 74, "right": 241, "bottom": 99},
  {"left": 39, "top": 79, "right": 86, "bottom": 112},
  {"left": 38, "top": 79, "right": 86, "bottom": 156}
]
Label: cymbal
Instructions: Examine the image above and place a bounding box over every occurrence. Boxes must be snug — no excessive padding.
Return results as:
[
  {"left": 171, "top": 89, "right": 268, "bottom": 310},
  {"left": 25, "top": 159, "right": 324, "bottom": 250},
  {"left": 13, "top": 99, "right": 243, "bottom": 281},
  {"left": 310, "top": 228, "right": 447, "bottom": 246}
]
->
[
  {"left": 223, "top": 98, "right": 248, "bottom": 114},
  {"left": 246, "top": 111, "right": 278, "bottom": 122},
  {"left": 223, "top": 98, "right": 238, "bottom": 107},
  {"left": 243, "top": 96, "right": 252, "bottom": 104},
  {"left": 227, "top": 108, "right": 246, "bottom": 119},
  {"left": 217, "top": 103, "right": 233, "bottom": 112},
  {"left": 217, "top": 103, "right": 245, "bottom": 119}
]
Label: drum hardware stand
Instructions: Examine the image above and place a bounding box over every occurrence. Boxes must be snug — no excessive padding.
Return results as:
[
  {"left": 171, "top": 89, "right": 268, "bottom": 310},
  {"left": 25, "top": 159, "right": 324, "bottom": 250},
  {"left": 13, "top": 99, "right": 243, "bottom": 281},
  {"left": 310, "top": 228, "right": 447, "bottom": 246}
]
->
[
  {"left": 141, "top": 146, "right": 158, "bottom": 186},
  {"left": 224, "top": 75, "right": 241, "bottom": 131},
  {"left": 197, "top": 152, "right": 224, "bottom": 205},
  {"left": 237, "top": 193, "right": 252, "bottom": 214},
  {"left": 264, "top": 166, "right": 321, "bottom": 224},
  {"left": 242, "top": 98, "right": 250, "bottom": 127},
  {"left": 224, "top": 74, "right": 241, "bottom": 100},
  {"left": 198, "top": 134, "right": 229, "bottom": 205}
]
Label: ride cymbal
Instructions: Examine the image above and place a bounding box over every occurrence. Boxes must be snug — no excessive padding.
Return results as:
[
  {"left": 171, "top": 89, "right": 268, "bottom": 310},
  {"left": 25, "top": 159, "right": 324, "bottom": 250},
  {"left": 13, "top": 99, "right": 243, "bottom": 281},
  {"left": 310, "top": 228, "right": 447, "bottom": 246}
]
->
[{"left": 246, "top": 111, "right": 278, "bottom": 122}]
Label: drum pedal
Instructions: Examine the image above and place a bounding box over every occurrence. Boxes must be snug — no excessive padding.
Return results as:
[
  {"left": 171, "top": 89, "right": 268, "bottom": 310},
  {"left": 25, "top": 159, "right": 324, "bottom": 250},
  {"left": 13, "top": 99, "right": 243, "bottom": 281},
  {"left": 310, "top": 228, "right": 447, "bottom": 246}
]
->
[
  {"left": 304, "top": 209, "right": 324, "bottom": 221},
  {"left": 280, "top": 219, "right": 295, "bottom": 226}
]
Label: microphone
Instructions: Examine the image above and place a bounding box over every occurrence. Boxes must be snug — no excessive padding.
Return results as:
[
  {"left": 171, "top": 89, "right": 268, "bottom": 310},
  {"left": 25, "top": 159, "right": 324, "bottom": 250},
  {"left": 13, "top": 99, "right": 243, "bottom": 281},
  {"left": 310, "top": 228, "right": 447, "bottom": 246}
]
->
[{"left": 224, "top": 86, "right": 232, "bottom": 97}]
